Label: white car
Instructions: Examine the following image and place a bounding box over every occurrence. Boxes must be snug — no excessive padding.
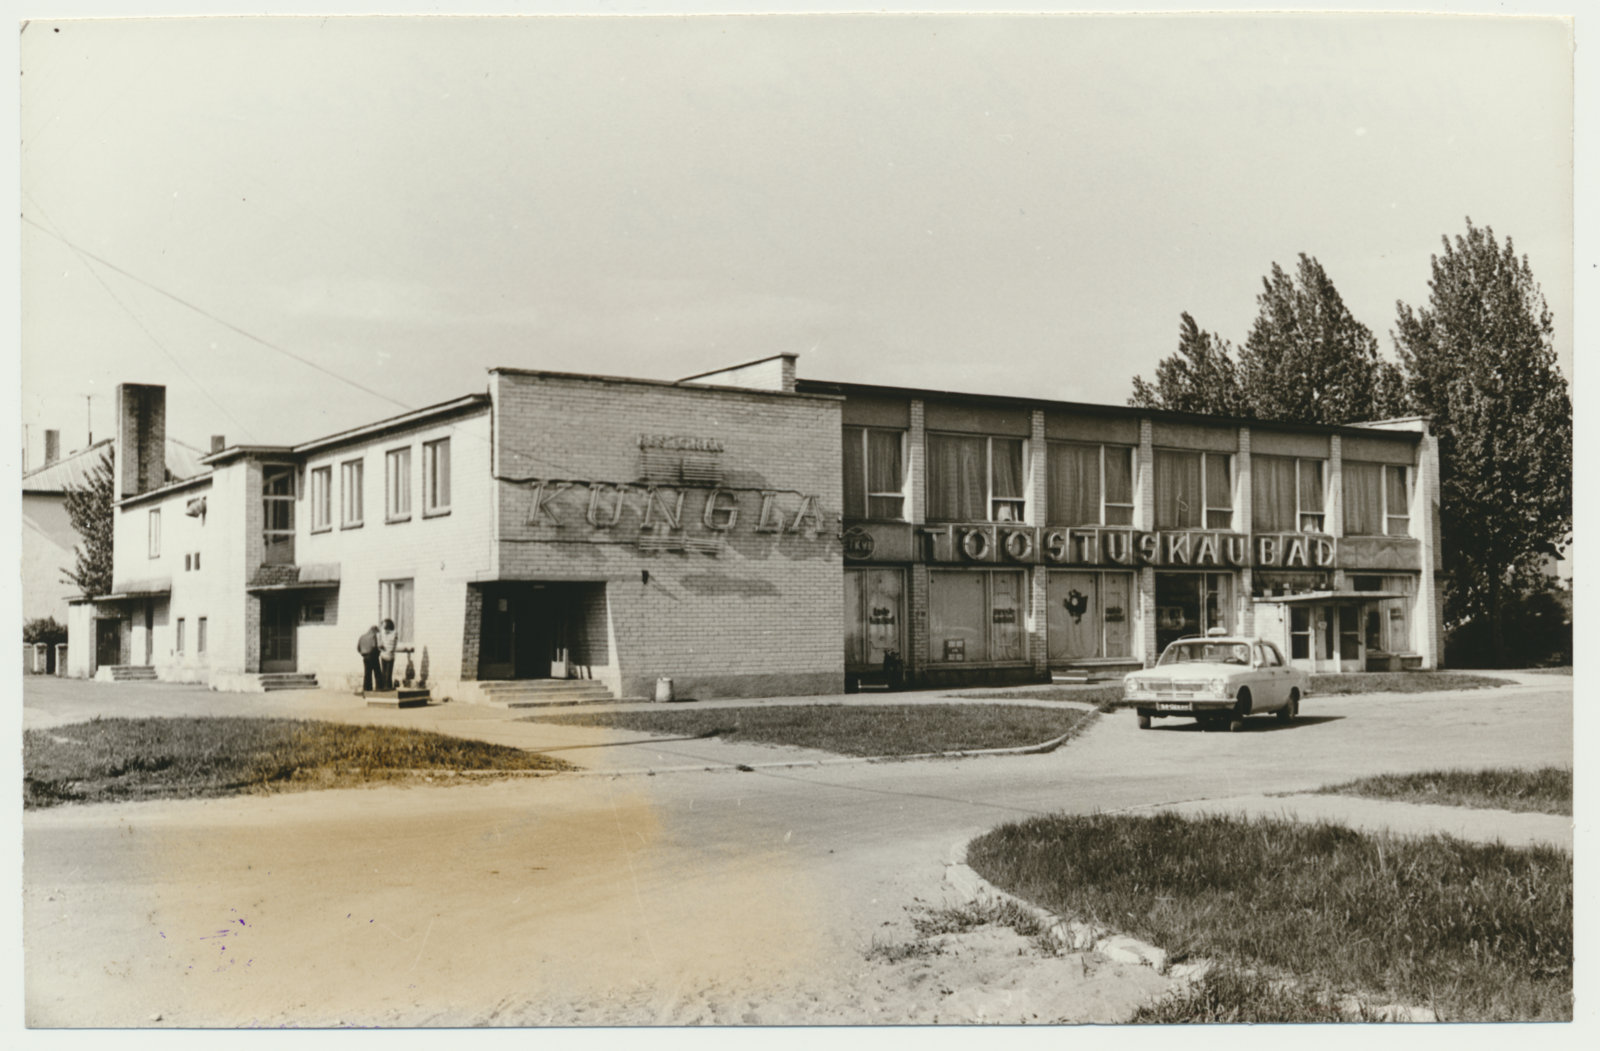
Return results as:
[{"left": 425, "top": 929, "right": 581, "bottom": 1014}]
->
[{"left": 1123, "top": 631, "right": 1308, "bottom": 732}]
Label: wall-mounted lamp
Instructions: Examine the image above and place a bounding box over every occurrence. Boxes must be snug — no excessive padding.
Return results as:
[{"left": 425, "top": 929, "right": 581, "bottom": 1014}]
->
[{"left": 641, "top": 570, "right": 650, "bottom": 586}]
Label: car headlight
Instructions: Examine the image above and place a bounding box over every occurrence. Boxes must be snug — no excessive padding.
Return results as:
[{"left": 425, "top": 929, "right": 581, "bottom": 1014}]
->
[{"left": 1207, "top": 678, "right": 1228, "bottom": 696}]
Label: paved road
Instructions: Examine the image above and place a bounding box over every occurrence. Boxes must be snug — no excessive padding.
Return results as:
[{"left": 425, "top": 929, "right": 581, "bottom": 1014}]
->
[{"left": 22, "top": 676, "right": 1571, "bottom": 1026}]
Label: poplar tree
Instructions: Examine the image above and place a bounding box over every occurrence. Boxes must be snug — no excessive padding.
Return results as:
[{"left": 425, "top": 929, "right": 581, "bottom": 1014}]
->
[
  {"left": 1129, "top": 313, "right": 1245, "bottom": 416},
  {"left": 61, "top": 449, "right": 115, "bottom": 598},
  {"left": 1393, "top": 219, "right": 1572, "bottom": 664},
  {"left": 1236, "top": 254, "right": 1407, "bottom": 424}
]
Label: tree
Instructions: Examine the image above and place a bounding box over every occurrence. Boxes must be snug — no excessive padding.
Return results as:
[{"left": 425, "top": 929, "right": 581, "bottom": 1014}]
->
[
  {"left": 1129, "top": 313, "right": 1246, "bottom": 416},
  {"left": 23, "top": 616, "right": 68, "bottom": 646},
  {"left": 1393, "top": 219, "right": 1571, "bottom": 665},
  {"left": 61, "top": 449, "right": 115, "bottom": 598},
  {"left": 1235, "top": 254, "right": 1408, "bottom": 424}
]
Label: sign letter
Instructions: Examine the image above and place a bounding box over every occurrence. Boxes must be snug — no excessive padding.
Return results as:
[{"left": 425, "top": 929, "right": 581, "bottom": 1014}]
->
[
  {"left": 704, "top": 489, "right": 740, "bottom": 531},
  {"left": 527, "top": 481, "right": 572, "bottom": 525}
]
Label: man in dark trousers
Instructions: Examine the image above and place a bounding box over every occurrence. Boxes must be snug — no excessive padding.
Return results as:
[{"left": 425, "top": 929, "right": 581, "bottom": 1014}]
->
[{"left": 357, "top": 624, "right": 381, "bottom": 694}]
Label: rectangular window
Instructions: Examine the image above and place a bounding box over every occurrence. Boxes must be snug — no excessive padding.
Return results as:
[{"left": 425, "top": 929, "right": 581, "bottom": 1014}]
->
[
  {"left": 1154, "top": 571, "right": 1233, "bottom": 653},
  {"left": 380, "top": 578, "right": 415, "bottom": 647},
  {"left": 194, "top": 551, "right": 200, "bottom": 571},
  {"left": 176, "top": 617, "right": 185, "bottom": 654},
  {"left": 385, "top": 448, "right": 412, "bottom": 522},
  {"left": 197, "top": 617, "right": 207, "bottom": 655},
  {"left": 1154, "top": 451, "right": 1232, "bottom": 530},
  {"left": 842, "top": 427, "right": 906, "bottom": 520},
  {"left": 341, "top": 459, "right": 364, "bottom": 528},
  {"left": 927, "top": 434, "right": 1028, "bottom": 523},
  {"left": 148, "top": 509, "right": 161, "bottom": 558},
  {"left": 261, "top": 465, "right": 296, "bottom": 565},
  {"left": 310, "top": 466, "right": 332, "bottom": 532},
  {"left": 1047, "top": 443, "right": 1135, "bottom": 527},
  {"left": 423, "top": 438, "right": 451, "bottom": 515},
  {"left": 1047, "top": 570, "right": 1135, "bottom": 661},
  {"left": 1342, "top": 462, "right": 1412, "bottom": 536},
  {"left": 929, "top": 570, "right": 1027, "bottom": 664},
  {"left": 1252, "top": 456, "right": 1325, "bottom": 533},
  {"left": 1385, "top": 465, "right": 1411, "bottom": 536}
]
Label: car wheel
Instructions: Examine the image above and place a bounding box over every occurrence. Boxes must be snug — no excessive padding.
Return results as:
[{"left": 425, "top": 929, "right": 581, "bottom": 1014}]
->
[
  {"left": 1229, "top": 690, "right": 1251, "bottom": 732},
  {"left": 1137, "top": 714, "right": 1152, "bottom": 730},
  {"left": 1277, "top": 689, "right": 1300, "bottom": 724}
]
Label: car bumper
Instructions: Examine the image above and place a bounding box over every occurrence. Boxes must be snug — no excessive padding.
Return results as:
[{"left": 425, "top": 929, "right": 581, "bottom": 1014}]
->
[{"left": 1132, "top": 699, "right": 1235, "bottom": 713}]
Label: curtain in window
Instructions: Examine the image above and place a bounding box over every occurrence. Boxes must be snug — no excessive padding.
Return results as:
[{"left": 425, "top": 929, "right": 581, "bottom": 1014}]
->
[
  {"left": 1299, "top": 460, "right": 1325, "bottom": 515},
  {"left": 1104, "top": 447, "right": 1134, "bottom": 524},
  {"left": 1385, "top": 467, "right": 1410, "bottom": 533},
  {"left": 866, "top": 430, "right": 903, "bottom": 518},
  {"left": 991, "top": 439, "right": 1024, "bottom": 517},
  {"left": 927, "top": 434, "right": 987, "bottom": 521},
  {"left": 1342, "top": 462, "right": 1383, "bottom": 535},
  {"left": 1155, "top": 450, "right": 1201, "bottom": 529},
  {"left": 1048, "top": 443, "right": 1100, "bottom": 525},
  {"left": 1205, "top": 453, "right": 1232, "bottom": 527},
  {"left": 842, "top": 427, "right": 867, "bottom": 518},
  {"left": 1252, "top": 455, "right": 1296, "bottom": 532}
]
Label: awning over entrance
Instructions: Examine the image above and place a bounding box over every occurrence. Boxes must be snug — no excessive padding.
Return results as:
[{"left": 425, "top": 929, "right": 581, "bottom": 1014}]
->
[
  {"left": 1254, "top": 590, "right": 1408, "bottom": 604},
  {"left": 246, "top": 562, "right": 342, "bottom": 592},
  {"left": 93, "top": 577, "right": 172, "bottom": 602}
]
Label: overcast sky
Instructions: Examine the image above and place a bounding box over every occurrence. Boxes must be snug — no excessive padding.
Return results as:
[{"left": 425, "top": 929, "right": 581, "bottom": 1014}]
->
[{"left": 15, "top": 8, "right": 1575, "bottom": 460}]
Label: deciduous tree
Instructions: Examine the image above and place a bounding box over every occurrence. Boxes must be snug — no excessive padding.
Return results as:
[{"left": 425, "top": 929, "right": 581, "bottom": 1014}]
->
[
  {"left": 1129, "top": 313, "right": 1245, "bottom": 416},
  {"left": 61, "top": 449, "right": 115, "bottom": 598}
]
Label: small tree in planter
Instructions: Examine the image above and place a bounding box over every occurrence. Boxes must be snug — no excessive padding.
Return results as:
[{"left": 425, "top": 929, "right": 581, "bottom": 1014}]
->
[{"left": 418, "top": 646, "right": 430, "bottom": 688}]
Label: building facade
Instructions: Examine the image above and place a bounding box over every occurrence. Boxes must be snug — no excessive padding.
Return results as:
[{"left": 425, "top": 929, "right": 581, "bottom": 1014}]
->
[{"left": 68, "top": 356, "right": 1442, "bottom": 698}]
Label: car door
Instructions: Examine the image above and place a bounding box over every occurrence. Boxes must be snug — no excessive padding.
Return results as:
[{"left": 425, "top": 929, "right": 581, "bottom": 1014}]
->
[{"left": 1255, "top": 644, "right": 1286, "bottom": 708}]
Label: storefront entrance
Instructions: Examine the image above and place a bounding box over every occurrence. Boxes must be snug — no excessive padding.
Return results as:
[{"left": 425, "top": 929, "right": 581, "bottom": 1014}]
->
[
  {"left": 1287, "top": 602, "right": 1364, "bottom": 673},
  {"left": 844, "top": 568, "right": 905, "bottom": 672},
  {"left": 478, "top": 582, "right": 603, "bottom": 681},
  {"left": 1154, "top": 572, "right": 1233, "bottom": 654},
  {"left": 259, "top": 595, "right": 298, "bottom": 673},
  {"left": 1047, "top": 570, "right": 1134, "bottom": 663}
]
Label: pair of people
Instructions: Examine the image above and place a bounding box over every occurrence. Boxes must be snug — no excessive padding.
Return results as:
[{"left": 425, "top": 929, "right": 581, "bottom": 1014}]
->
[{"left": 357, "top": 619, "right": 399, "bottom": 692}]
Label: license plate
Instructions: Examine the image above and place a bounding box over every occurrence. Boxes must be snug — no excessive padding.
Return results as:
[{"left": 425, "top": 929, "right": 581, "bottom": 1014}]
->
[{"left": 1157, "top": 702, "right": 1190, "bottom": 711}]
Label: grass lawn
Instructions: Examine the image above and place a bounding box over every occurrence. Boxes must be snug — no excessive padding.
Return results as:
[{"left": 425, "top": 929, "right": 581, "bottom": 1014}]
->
[
  {"left": 967, "top": 812, "right": 1571, "bottom": 1022},
  {"left": 1314, "top": 766, "right": 1571, "bottom": 816},
  {"left": 527, "top": 703, "right": 1096, "bottom": 757},
  {"left": 24, "top": 717, "right": 573, "bottom": 808}
]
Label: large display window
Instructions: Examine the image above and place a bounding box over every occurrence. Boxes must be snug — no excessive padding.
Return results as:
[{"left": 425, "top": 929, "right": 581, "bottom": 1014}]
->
[
  {"left": 1154, "top": 572, "right": 1233, "bottom": 653},
  {"left": 929, "top": 569, "right": 1027, "bottom": 664},
  {"left": 1046, "top": 570, "right": 1134, "bottom": 662},
  {"left": 844, "top": 568, "right": 905, "bottom": 670}
]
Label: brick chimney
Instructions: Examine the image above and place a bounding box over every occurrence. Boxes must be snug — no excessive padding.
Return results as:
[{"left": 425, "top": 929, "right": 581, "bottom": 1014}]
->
[
  {"left": 115, "top": 383, "right": 167, "bottom": 500},
  {"left": 43, "top": 430, "right": 60, "bottom": 466},
  {"left": 210, "top": 434, "right": 226, "bottom": 454}
]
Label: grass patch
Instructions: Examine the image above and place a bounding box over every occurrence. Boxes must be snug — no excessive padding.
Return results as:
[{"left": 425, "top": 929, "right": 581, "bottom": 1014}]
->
[
  {"left": 1314, "top": 766, "right": 1571, "bottom": 816},
  {"left": 527, "top": 703, "right": 1095, "bottom": 757},
  {"left": 1130, "top": 965, "right": 1379, "bottom": 1023},
  {"left": 962, "top": 685, "right": 1128, "bottom": 712},
  {"left": 967, "top": 812, "right": 1571, "bottom": 1021},
  {"left": 1307, "top": 671, "right": 1508, "bottom": 695},
  {"left": 24, "top": 717, "right": 573, "bottom": 808}
]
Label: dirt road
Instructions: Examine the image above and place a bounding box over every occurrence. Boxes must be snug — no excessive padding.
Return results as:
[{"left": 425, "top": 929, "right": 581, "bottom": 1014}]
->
[{"left": 23, "top": 678, "right": 1571, "bottom": 1026}]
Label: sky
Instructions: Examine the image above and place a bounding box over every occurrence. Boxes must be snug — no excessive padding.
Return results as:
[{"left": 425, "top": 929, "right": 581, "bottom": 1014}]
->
[{"left": 13, "top": 5, "right": 1577, "bottom": 462}]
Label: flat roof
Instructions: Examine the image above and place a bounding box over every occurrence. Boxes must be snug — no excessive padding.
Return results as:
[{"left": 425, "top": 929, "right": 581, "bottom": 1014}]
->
[{"left": 489, "top": 366, "right": 840, "bottom": 402}]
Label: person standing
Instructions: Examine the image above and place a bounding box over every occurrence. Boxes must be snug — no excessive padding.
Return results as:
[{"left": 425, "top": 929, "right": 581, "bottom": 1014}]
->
[
  {"left": 357, "top": 624, "right": 381, "bottom": 694},
  {"left": 378, "top": 618, "right": 398, "bottom": 690}
]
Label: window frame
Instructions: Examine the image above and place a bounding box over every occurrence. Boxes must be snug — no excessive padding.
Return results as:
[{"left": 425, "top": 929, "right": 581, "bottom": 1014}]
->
[
  {"left": 148, "top": 508, "right": 161, "bottom": 559},
  {"left": 341, "top": 458, "right": 365, "bottom": 529},
  {"left": 379, "top": 578, "right": 415, "bottom": 647},
  {"left": 197, "top": 617, "right": 207, "bottom": 655},
  {"left": 1252, "top": 455, "right": 1327, "bottom": 534},
  {"left": 928, "top": 568, "right": 1029, "bottom": 665},
  {"left": 422, "top": 438, "right": 452, "bottom": 517},
  {"left": 176, "top": 617, "right": 185, "bottom": 655},
  {"left": 1384, "top": 464, "right": 1411, "bottom": 536},
  {"left": 310, "top": 465, "right": 333, "bottom": 533},
  {"left": 926, "top": 432, "right": 1030, "bottom": 524},
  {"left": 260, "top": 463, "right": 297, "bottom": 564},
  {"left": 1153, "top": 449, "right": 1233, "bottom": 531},
  {"left": 842, "top": 426, "right": 907, "bottom": 521},
  {"left": 385, "top": 446, "right": 412, "bottom": 523},
  {"left": 1046, "top": 441, "right": 1136, "bottom": 527}
]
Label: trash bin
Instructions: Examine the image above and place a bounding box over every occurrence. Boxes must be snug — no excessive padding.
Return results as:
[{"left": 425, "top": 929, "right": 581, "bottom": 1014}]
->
[{"left": 655, "top": 677, "right": 674, "bottom": 703}]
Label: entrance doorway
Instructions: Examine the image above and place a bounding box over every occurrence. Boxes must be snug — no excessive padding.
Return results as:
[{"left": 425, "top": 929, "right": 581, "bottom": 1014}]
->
[
  {"left": 95, "top": 618, "right": 122, "bottom": 671},
  {"left": 259, "top": 595, "right": 298, "bottom": 672},
  {"left": 1154, "top": 572, "right": 1233, "bottom": 653},
  {"left": 478, "top": 583, "right": 581, "bottom": 681}
]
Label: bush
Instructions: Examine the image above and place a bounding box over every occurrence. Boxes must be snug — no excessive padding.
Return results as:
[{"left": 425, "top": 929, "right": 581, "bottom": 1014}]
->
[
  {"left": 1446, "top": 586, "right": 1571, "bottom": 667},
  {"left": 23, "top": 616, "right": 68, "bottom": 646}
]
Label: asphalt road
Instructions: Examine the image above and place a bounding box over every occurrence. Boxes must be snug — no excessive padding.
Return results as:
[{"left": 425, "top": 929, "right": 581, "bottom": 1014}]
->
[{"left": 22, "top": 676, "right": 1572, "bottom": 1026}]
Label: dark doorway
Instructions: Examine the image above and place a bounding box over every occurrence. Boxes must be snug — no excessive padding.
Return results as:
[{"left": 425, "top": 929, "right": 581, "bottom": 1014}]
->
[
  {"left": 478, "top": 583, "right": 574, "bottom": 681},
  {"left": 260, "top": 595, "right": 298, "bottom": 672},
  {"left": 95, "top": 618, "right": 122, "bottom": 671}
]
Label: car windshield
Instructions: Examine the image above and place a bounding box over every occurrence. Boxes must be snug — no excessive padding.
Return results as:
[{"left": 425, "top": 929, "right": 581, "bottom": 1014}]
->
[{"left": 1158, "top": 641, "right": 1251, "bottom": 666}]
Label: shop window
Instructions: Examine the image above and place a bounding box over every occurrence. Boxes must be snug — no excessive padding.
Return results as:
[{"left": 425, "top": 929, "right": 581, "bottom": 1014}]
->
[
  {"left": 1047, "top": 570, "right": 1134, "bottom": 661},
  {"left": 927, "top": 434, "right": 1027, "bottom": 523},
  {"left": 261, "top": 465, "right": 296, "bottom": 564},
  {"left": 842, "top": 427, "right": 906, "bottom": 520},
  {"left": 1047, "top": 443, "right": 1134, "bottom": 526},
  {"left": 929, "top": 570, "right": 1027, "bottom": 664},
  {"left": 1155, "top": 450, "right": 1232, "bottom": 530},
  {"left": 341, "top": 459, "right": 365, "bottom": 528},
  {"left": 1289, "top": 606, "right": 1313, "bottom": 660},
  {"left": 1344, "top": 462, "right": 1412, "bottom": 536},
  {"left": 310, "top": 466, "right": 332, "bottom": 532},
  {"left": 844, "top": 568, "right": 905, "bottom": 669},
  {"left": 1253, "top": 455, "right": 1325, "bottom": 533},
  {"left": 380, "top": 578, "right": 415, "bottom": 647},
  {"left": 386, "top": 447, "right": 412, "bottom": 522},
  {"left": 1154, "top": 572, "right": 1233, "bottom": 653},
  {"left": 1253, "top": 571, "right": 1328, "bottom": 598},
  {"left": 423, "top": 438, "right": 451, "bottom": 516},
  {"left": 148, "top": 509, "right": 161, "bottom": 558}
]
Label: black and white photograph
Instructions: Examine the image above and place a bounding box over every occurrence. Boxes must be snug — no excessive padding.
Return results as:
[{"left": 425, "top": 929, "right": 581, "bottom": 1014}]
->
[{"left": 12, "top": 1, "right": 1580, "bottom": 1033}]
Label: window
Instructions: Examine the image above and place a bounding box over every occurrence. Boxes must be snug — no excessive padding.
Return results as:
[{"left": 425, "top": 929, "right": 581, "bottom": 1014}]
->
[
  {"left": 148, "top": 509, "right": 161, "bottom": 558},
  {"left": 198, "top": 617, "right": 207, "bottom": 655},
  {"left": 1154, "top": 450, "right": 1232, "bottom": 530},
  {"left": 422, "top": 439, "right": 451, "bottom": 515},
  {"left": 385, "top": 448, "right": 412, "bottom": 521},
  {"left": 929, "top": 570, "right": 1027, "bottom": 664},
  {"left": 1154, "top": 572, "right": 1233, "bottom": 653},
  {"left": 1252, "top": 456, "right": 1325, "bottom": 533},
  {"left": 310, "top": 466, "right": 333, "bottom": 532},
  {"left": 842, "top": 427, "right": 906, "bottom": 520},
  {"left": 1047, "top": 570, "right": 1134, "bottom": 660},
  {"left": 844, "top": 568, "right": 905, "bottom": 668},
  {"left": 1047, "top": 443, "right": 1134, "bottom": 526},
  {"left": 262, "top": 465, "right": 296, "bottom": 564},
  {"left": 380, "top": 578, "right": 415, "bottom": 647},
  {"left": 302, "top": 601, "right": 327, "bottom": 624},
  {"left": 184, "top": 553, "right": 191, "bottom": 571},
  {"left": 927, "top": 434, "right": 1027, "bottom": 522},
  {"left": 1343, "top": 462, "right": 1410, "bottom": 536},
  {"left": 176, "top": 618, "right": 185, "bottom": 654},
  {"left": 341, "top": 459, "right": 365, "bottom": 528},
  {"left": 194, "top": 551, "right": 201, "bottom": 571}
]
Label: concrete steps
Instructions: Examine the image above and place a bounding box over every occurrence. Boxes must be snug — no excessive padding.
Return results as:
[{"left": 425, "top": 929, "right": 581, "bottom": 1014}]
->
[
  {"left": 366, "top": 688, "right": 431, "bottom": 709},
  {"left": 258, "top": 672, "right": 319, "bottom": 692},
  {"left": 106, "top": 665, "right": 158, "bottom": 682},
  {"left": 478, "top": 679, "right": 617, "bottom": 709}
]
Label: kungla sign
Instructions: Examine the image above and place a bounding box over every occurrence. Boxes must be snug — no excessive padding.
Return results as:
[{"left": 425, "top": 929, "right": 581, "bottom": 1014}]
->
[{"left": 909, "top": 525, "right": 1337, "bottom": 569}]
